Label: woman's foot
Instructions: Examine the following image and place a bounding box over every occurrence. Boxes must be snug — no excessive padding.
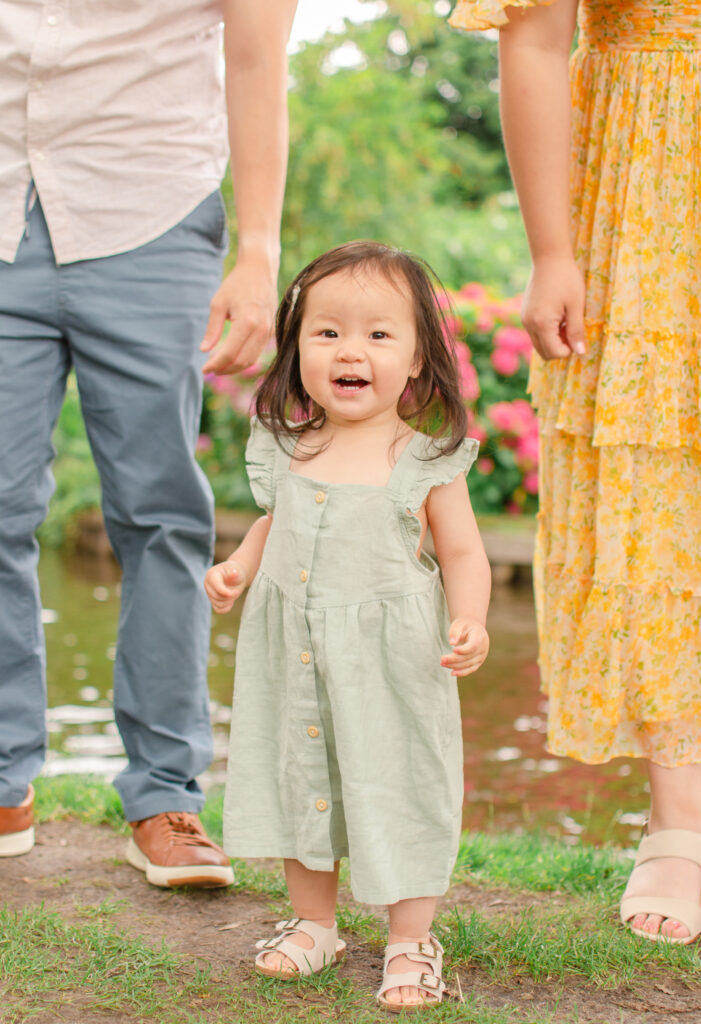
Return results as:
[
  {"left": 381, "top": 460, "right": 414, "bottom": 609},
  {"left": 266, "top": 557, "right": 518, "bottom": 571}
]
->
[
  {"left": 621, "top": 765, "right": 701, "bottom": 942},
  {"left": 621, "top": 833, "right": 701, "bottom": 941}
]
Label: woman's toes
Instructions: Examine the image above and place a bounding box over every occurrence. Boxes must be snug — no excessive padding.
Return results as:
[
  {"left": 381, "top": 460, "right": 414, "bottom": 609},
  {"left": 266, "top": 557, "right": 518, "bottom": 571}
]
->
[{"left": 631, "top": 913, "right": 648, "bottom": 930}]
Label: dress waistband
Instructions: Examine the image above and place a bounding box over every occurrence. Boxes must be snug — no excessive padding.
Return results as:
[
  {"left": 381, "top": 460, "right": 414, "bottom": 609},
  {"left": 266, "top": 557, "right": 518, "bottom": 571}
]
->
[{"left": 579, "top": 2, "right": 701, "bottom": 52}]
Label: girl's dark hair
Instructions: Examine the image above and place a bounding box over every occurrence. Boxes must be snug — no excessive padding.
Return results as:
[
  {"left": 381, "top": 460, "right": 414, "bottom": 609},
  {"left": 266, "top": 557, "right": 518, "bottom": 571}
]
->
[{"left": 255, "top": 240, "right": 468, "bottom": 456}]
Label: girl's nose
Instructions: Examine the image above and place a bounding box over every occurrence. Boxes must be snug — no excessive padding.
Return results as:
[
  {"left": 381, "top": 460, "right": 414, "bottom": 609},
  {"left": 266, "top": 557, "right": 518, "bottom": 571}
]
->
[{"left": 336, "top": 341, "right": 365, "bottom": 362}]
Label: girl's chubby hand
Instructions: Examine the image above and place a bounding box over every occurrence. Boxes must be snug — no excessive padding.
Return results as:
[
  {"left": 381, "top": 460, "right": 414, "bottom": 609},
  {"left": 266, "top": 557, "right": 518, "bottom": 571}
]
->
[
  {"left": 441, "top": 618, "right": 489, "bottom": 677},
  {"left": 204, "top": 560, "right": 248, "bottom": 614}
]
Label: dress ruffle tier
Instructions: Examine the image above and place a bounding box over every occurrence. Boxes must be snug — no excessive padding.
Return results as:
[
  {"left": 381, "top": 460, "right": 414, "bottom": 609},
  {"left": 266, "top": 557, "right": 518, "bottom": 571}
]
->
[{"left": 452, "top": 0, "right": 701, "bottom": 766}]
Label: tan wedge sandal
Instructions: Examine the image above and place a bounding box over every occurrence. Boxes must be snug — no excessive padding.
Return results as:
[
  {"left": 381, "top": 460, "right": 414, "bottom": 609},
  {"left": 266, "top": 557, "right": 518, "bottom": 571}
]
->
[
  {"left": 620, "top": 829, "right": 701, "bottom": 944},
  {"left": 376, "top": 934, "right": 446, "bottom": 1013},
  {"left": 254, "top": 917, "right": 346, "bottom": 979}
]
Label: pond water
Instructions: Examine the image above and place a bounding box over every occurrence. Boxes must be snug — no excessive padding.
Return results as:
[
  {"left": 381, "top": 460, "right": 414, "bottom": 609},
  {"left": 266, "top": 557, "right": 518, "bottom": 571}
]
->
[{"left": 38, "top": 547, "right": 648, "bottom": 847}]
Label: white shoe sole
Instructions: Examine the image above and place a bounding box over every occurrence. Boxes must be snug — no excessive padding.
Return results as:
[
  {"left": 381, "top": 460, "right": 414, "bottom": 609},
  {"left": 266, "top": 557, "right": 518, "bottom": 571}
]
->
[
  {"left": 0, "top": 826, "right": 35, "bottom": 857},
  {"left": 126, "top": 837, "right": 234, "bottom": 888}
]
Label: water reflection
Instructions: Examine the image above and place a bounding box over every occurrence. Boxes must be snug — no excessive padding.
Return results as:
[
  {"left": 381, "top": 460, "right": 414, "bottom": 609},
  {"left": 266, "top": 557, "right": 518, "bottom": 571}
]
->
[{"left": 38, "top": 547, "right": 648, "bottom": 846}]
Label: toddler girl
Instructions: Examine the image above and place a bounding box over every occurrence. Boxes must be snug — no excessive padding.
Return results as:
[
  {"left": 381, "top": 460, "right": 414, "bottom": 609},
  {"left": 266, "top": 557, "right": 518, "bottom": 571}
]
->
[{"left": 205, "top": 241, "right": 490, "bottom": 1011}]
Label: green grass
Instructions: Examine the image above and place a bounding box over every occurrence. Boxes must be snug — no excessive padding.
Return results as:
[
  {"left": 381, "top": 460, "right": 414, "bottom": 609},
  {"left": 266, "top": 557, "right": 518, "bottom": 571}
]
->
[{"left": 453, "top": 831, "right": 633, "bottom": 898}]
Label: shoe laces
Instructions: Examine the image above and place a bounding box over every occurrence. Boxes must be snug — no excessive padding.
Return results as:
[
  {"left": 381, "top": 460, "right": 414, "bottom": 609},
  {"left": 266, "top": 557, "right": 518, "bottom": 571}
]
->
[{"left": 160, "top": 812, "right": 211, "bottom": 848}]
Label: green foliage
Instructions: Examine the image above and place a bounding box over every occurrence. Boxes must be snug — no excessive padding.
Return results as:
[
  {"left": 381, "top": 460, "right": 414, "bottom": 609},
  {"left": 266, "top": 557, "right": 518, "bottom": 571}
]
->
[{"left": 221, "top": 2, "right": 528, "bottom": 292}]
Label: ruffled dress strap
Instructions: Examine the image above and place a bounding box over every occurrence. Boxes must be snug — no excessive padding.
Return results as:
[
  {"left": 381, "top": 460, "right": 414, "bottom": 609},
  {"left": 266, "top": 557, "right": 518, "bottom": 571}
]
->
[
  {"left": 392, "top": 432, "right": 479, "bottom": 515},
  {"left": 449, "top": 0, "right": 558, "bottom": 32},
  {"left": 244, "top": 416, "right": 285, "bottom": 513}
]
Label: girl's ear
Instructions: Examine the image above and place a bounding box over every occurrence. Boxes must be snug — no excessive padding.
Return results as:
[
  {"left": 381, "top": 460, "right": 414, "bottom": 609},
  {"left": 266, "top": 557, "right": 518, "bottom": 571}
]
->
[{"left": 409, "top": 357, "right": 423, "bottom": 380}]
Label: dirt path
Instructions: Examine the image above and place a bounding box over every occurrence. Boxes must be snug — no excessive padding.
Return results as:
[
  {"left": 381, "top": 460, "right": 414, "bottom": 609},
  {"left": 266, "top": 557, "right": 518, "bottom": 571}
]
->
[{"left": 2, "top": 822, "right": 699, "bottom": 1024}]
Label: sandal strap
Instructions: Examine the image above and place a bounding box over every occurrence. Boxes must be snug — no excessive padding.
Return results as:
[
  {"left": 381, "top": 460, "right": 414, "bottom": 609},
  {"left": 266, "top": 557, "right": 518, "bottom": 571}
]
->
[
  {"left": 255, "top": 918, "right": 342, "bottom": 976},
  {"left": 376, "top": 969, "right": 446, "bottom": 999},
  {"left": 620, "top": 896, "right": 701, "bottom": 938},
  {"left": 383, "top": 935, "right": 443, "bottom": 967},
  {"left": 635, "top": 829, "right": 701, "bottom": 869}
]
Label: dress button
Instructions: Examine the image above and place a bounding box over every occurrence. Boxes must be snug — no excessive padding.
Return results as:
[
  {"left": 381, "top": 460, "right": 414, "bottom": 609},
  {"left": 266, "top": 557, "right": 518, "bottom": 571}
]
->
[
  {"left": 315, "top": 799, "right": 328, "bottom": 812},
  {"left": 47, "top": 14, "right": 58, "bottom": 25},
  {"left": 307, "top": 726, "right": 319, "bottom": 738},
  {"left": 314, "top": 491, "right": 326, "bottom": 504},
  {"left": 299, "top": 570, "right": 308, "bottom": 582},
  {"left": 300, "top": 651, "right": 311, "bottom": 664}
]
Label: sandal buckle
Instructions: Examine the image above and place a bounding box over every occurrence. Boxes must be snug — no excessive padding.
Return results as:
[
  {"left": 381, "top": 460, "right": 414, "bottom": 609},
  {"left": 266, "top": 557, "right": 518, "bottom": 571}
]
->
[
  {"left": 418, "top": 940, "right": 437, "bottom": 958},
  {"left": 419, "top": 972, "right": 440, "bottom": 991},
  {"left": 262, "top": 934, "right": 285, "bottom": 949}
]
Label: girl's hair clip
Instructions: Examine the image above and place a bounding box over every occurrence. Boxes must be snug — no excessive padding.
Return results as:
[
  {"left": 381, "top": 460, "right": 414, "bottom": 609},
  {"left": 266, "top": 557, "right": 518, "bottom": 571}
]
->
[{"left": 289, "top": 283, "right": 301, "bottom": 314}]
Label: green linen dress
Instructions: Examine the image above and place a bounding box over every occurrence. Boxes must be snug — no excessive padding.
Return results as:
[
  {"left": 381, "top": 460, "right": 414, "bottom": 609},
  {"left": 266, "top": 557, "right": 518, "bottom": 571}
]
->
[{"left": 222, "top": 419, "right": 479, "bottom": 905}]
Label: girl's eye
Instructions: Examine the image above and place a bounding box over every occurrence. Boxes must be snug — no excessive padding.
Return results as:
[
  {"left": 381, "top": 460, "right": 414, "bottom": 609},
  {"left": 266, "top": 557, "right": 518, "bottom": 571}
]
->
[
  {"left": 370, "top": 331, "right": 388, "bottom": 340},
  {"left": 319, "top": 329, "right": 338, "bottom": 338}
]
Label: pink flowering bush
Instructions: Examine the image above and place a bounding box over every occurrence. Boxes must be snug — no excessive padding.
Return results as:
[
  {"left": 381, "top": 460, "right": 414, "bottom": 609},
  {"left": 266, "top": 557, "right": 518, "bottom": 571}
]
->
[
  {"left": 198, "top": 286, "right": 538, "bottom": 515},
  {"left": 444, "top": 285, "right": 537, "bottom": 515}
]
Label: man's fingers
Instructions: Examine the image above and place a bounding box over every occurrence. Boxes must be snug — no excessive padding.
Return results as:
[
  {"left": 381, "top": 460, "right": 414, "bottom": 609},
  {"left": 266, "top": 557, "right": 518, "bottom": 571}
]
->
[
  {"left": 200, "top": 303, "right": 227, "bottom": 352},
  {"left": 201, "top": 321, "right": 271, "bottom": 375}
]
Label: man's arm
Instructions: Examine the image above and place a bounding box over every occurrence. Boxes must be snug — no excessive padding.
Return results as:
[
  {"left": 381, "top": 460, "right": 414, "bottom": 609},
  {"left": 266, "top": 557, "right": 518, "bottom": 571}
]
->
[{"left": 201, "top": 0, "right": 298, "bottom": 374}]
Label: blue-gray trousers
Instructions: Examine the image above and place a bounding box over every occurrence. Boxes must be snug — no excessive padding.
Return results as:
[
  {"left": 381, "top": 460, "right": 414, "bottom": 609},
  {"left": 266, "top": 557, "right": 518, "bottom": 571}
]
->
[{"left": 0, "top": 193, "right": 228, "bottom": 819}]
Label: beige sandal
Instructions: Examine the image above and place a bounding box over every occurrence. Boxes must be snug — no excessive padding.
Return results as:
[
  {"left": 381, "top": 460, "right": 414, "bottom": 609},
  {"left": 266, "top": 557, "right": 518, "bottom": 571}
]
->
[
  {"left": 376, "top": 934, "right": 446, "bottom": 1012},
  {"left": 254, "top": 917, "right": 346, "bottom": 978},
  {"left": 620, "top": 829, "right": 701, "bottom": 944}
]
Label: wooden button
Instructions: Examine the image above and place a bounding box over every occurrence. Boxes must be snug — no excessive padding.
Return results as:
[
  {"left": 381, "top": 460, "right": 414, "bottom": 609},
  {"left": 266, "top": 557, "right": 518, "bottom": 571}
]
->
[
  {"left": 314, "top": 491, "right": 326, "bottom": 504},
  {"left": 307, "top": 726, "right": 319, "bottom": 738},
  {"left": 315, "top": 799, "right": 328, "bottom": 812},
  {"left": 299, "top": 570, "right": 308, "bottom": 582},
  {"left": 300, "top": 651, "right": 311, "bottom": 664}
]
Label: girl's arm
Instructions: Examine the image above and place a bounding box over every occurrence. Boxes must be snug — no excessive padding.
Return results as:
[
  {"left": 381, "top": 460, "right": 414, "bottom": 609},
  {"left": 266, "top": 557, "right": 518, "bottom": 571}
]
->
[
  {"left": 204, "top": 514, "right": 272, "bottom": 614},
  {"left": 499, "top": 0, "right": 584, "bottom": 360},
  {"left": 427, "top": 476, "right": 491, "bottom": 676}
]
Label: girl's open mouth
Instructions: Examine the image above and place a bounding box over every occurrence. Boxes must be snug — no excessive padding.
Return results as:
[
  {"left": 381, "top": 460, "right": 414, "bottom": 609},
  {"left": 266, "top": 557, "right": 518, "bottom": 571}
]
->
[{"left": 333, "top": 377, "right": 370, "bottom": 392}]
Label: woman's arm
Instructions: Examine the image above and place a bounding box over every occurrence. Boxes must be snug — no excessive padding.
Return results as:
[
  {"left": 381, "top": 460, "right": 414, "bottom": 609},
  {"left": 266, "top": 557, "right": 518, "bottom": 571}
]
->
[
  {"left": 204, "top": 514, "right": 272, "bottom": 613},
  {"left": 427, "top": 476, "right": 491, "bottom": 676},
  {"left": 499, "top": 0, "right": 585, "bottom": 359}
]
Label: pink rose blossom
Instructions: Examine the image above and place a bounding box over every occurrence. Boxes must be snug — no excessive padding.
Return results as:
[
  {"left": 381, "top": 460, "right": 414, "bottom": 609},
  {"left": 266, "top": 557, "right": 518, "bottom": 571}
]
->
[
  {"left": 477, "top": 458, "right": 494, "bottom": 475},
  {"left": 491, "top": 347, "right": 520, "bottom": 377},
  {"left": 523, "top": 470, "right": 539, "bottom": 495}
]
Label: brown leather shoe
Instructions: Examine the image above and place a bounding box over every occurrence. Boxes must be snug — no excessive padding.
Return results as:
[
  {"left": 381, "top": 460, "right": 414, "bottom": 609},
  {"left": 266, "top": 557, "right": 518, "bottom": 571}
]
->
[
  {"left": 0, "top": 784, "right": 35, "bottom": 857},
  {"left": 126, "top": 811, "right": 234, "bottom": 888}
]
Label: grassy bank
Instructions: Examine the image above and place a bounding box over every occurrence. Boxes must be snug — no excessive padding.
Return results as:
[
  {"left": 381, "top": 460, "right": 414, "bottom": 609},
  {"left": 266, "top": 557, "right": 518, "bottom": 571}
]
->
[{"left": 2, "top": 776, "right": 700, "bottom": 1024}]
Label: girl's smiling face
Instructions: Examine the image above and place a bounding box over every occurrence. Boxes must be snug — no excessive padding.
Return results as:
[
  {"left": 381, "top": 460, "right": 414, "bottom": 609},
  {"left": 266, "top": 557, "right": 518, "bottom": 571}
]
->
[{"left": 298, "top": 268, "right": 421, "bottom": 427}]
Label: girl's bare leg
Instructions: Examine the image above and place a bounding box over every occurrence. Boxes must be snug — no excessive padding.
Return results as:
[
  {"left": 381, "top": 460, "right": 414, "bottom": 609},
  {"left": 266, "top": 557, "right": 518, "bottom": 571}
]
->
[
  {"left": 384, "top": 896, "right": 438, "bottom": 1007},
  {"left": 622, "top": 762, "right": 701, "bottom": 939},
  {"left": 259, "top": 859, "right": 339, "bottom": 973}
]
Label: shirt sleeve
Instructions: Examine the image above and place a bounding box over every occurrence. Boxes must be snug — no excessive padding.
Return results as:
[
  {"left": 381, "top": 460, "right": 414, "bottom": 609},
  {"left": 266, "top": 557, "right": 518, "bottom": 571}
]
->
[
  {"left": 449, "top": 0, "right": 558, "bottom": 31},
  {"left": 244, "top": 417, "right": 280, "bottom": 513}
]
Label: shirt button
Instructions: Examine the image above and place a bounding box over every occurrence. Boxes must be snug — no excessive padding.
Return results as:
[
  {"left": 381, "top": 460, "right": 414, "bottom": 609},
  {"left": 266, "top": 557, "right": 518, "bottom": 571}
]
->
[
  {"left": 315, "top": 799, "right": 328, "bottom": 812},
  {"left": 307, "top": 726, "right": 319, "bottom": 738},
  {"left": 314, "top": 491, "right": 326, "bottom": 504},
  {"left": 47, "top": 14, "right": 58, "bottom": 25},
  {"left": 299, "top": 570, "right": 308, "bottom": 582},
  {"left": 300, "top": 651, "right": 311, "bottom": 664}
]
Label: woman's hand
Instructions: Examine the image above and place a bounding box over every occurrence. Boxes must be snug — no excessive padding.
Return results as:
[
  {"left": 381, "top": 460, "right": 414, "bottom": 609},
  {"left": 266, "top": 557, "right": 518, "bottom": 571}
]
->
[
  {"left": 441, "top": 618, "right": 490, "bottom": 677},
  {"left": 204, "top": 559, "right": 248, "bottom": 614},
  {"left": 522, "top": 255, "right": 587, "bottom": 360}
]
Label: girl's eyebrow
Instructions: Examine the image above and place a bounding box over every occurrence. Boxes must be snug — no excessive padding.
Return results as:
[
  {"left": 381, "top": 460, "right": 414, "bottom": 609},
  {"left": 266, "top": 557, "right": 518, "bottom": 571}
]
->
[{"left": 306, "top": 310, "right": 401, "bottom": 326}]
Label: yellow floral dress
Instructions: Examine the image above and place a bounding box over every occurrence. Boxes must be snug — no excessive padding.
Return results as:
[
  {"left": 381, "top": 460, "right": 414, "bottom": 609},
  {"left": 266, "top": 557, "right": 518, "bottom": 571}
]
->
[{"left": 450, "top": 0, "right": 701, "bottom": 767}]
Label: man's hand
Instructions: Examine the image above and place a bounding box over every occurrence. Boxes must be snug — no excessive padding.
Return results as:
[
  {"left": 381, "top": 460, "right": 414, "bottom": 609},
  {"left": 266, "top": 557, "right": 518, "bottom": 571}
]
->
[
  {"left": 440, "top": 618, "right": 490, "bottom": 677},
  {"left": 204, "top": 559, "right": 248, "bottom": 614},
  {"left": 200, "top": 258, "right": 277, "bottom": 374}
]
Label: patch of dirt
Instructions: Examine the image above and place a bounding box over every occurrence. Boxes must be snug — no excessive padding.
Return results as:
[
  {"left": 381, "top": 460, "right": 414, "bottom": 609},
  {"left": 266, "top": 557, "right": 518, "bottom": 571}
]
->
[{"left": 2, "top": 822, "right": 700, "bottom": 1024}]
